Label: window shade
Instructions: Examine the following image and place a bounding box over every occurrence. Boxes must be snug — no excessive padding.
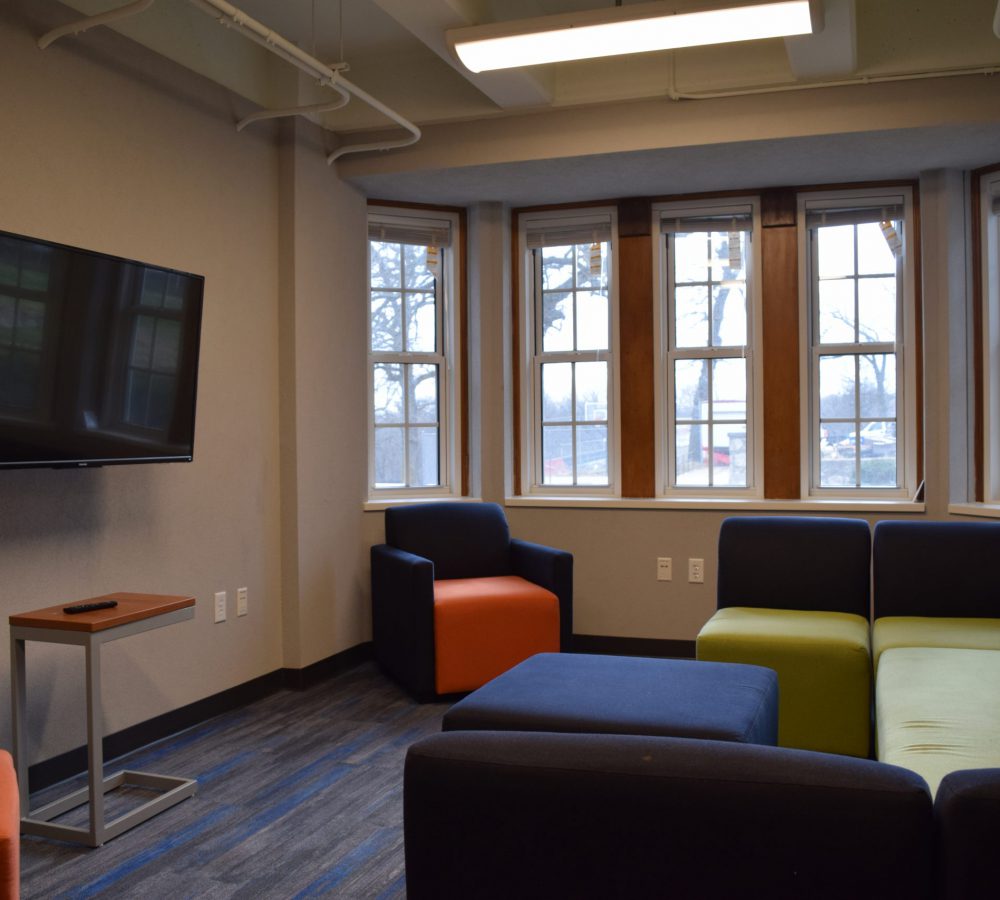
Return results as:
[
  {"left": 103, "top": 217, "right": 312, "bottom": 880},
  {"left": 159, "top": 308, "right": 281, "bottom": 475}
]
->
[
  {"left": 524, "top": 215, "right": 613, "bottom": 249},
  {"left": 660, "top": 208, "right": 753, "bottom": 234},
  {"left": 368, "top": 216, "right": 452, "bottom": 248},
  {"left": 806, "top": 204, "right": 904, "bottom": 229}
]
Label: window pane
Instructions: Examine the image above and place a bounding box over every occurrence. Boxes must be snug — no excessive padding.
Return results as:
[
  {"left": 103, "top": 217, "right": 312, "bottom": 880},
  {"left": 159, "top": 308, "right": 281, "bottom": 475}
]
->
[
  {"left": 857, "top": 221, "right": 897, "bottom": 275},
  {"left": 675, "top": 423, "right": 709, "bottom": 486},
  {"left": 674, "top": 232, "right": 709, "bottom": 284},
  {"left": 15, "top": 299, "right": 46, "bottom": 350},
  {"left": 409, "top": 364, "right": 438, "bottom": 424},
  {"left": 370, "top": 241, "right": 400, "bottom": 290},
  {"left": 714, "top": 231, "right": 746, "bottom": 281},
  {"left": 715, "top": 423, "right": 748, "bottom": 487},
  {"left": 404, "top": 244, "right": 435, "bottom": 289},
  {"left": 370, "top": 293, "right": 402, "bottom": 352},
  {"left": 820, "top": 450, "right": 856, "bottom": 488},
  {"left": 0, "top": 295, "right": 14, "bottom": 343},
  {"left": 408, "top": 427, "right": 439, "bottom": 487},
  {"left": 541, "top": 291, "right": 573, "bottom": 352},
  {"left": 575, "top": 361, "right": 607, "bottom": 422},
  {"left": 675, "top": 358, "right": 708, "bottom": 422},
  {"left": 542, "top": 246, "right": 574, "bottom": 291},
  {"left": 858, "top": 277, "right": 896, "bottom": 343},
  {"left": 712, "top": 358, "right": 746, "bottom": 421},
  {"left": 406, "top": 292, "right": 436, "bottom": 352},
  {"left": 860, "top": 422, "right": 897, "bottom": 487},
  {"left": 859, "top": 353, "right": 896, "bottom": 419},
  {"left": 817, "top": 224, "right": 855, "bottom": 279},
  {"left": 818, "top": 280, "right": 855, "bottom": 344},
  {"left": 373, "top": 363, "right": 403, "bottom": 424},
  {"left": 541, "top": 362, "right": 572, "bottom": 422},
  {"left": 713, "top": 283, "right": 746, "bottom": 347},
  {"left": 131, "top": 315, "right": 156, "bottom": 368},
  {"left": 542, "top": 425, "right": 573, "bottom": 485},
  {"left": 374, "top": 427, "right": 404, "bottom": 488},
  {"left": 576, "top": 290, "right": 608, "bottom": 351},
  {"left": 819, "top": 355, "right": 855, "bottom": 419},
  {"left": 0, "top": 240, "right": 17, "bottom": 286},
  {"left": 152, "top": 319, "right": 181, "bottom": 372},
  {"left": 576, "top": 424, "right": 608, "bottom": 485},
  {"left": 675, "top": 286, "right": 709, "bottom": 348}
]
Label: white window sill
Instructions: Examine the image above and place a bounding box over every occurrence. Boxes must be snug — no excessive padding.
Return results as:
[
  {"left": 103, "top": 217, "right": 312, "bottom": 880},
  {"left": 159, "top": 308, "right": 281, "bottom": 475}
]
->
[
  {"left": 363, "top": 496, "right": 482, "bottom": 512},
  {"left": 505, "top": 496, "right": 926, "bottom": 513},
  {"left": 947, "top": 503, "right": 1000, "bottom": 520}
]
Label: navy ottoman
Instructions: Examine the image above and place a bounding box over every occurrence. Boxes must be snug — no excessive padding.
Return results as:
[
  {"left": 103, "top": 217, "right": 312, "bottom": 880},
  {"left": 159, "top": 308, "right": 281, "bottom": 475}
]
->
[{"left": 442, "top": 652, "right": 778, "bottom": 745}]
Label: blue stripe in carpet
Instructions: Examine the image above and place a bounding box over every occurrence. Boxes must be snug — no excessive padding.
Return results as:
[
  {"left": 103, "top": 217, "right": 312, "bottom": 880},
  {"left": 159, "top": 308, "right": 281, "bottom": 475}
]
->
[
  {"left": 191, "top": 764, "right": 354, "bottom": 864},
  {"left": 291, "top": 828, "right": 399, "bottom": 899},
  {"left": 56, "top": 805, "right": 234, "bottom": 900},
  {"left": 196, "top": 750, "right": 256, "bottom": 785}
]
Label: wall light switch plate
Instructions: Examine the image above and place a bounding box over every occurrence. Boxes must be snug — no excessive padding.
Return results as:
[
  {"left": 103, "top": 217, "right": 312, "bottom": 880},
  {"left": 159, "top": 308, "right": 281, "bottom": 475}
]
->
[
  {"left": 656, "top": 557, "right": 672, "bottom": 582},
  {"left": 688, "top": 558, "right": 705, "bottom": 584},
  {"left": 214, "top": 591, "right": 227, "bottom": 623},
  {"left": 237, "top": 587, "right": 248, "bottom": 617}
]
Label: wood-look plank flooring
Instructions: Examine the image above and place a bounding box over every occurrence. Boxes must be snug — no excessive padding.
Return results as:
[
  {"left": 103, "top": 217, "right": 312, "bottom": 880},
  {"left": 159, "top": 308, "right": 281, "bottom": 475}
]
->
[{"left": 20, "top": 663, "right": 449, "bottom": 899}]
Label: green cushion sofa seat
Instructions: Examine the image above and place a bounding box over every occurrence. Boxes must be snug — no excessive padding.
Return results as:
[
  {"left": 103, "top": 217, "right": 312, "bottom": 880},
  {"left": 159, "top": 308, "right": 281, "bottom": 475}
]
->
[
  {"left": 696, "top": 516, "right": 873, "bottom": 758},
  {"left": 698, "top": 607, "right": 871, "bottom": 757},
  {"left": 876, "top": 646, "right": 1000, "bottom": 798},
  {"left": 872, "top": 616, "right": 1000, "bottom": 670}
]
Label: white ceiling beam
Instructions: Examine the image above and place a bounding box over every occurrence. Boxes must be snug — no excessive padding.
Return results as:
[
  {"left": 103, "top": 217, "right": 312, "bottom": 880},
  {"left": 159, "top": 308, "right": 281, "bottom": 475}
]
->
[
  {"left": 785, "top": 0, "right": 856, "bottom": 79},
  {"left": 370, "top": 0, "right": 552, "bottom": 109}
]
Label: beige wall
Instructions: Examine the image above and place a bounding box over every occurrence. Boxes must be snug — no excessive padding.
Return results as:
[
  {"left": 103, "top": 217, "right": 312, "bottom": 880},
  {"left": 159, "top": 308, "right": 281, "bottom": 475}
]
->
[{"left": 0, "top": 5, "right": 370, "bottom": 762}]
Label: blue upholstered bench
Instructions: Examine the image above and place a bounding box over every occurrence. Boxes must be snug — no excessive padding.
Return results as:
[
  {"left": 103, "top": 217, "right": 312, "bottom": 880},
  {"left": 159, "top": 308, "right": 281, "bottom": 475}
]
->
[{"left": 442, "top": 652, "right": 778, "bottom": 746}]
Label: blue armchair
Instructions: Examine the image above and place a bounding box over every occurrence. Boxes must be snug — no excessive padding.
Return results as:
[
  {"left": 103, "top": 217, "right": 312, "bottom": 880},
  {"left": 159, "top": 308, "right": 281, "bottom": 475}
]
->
[{"left": 371, "top": 502, "right": 573, "bottom": 701}]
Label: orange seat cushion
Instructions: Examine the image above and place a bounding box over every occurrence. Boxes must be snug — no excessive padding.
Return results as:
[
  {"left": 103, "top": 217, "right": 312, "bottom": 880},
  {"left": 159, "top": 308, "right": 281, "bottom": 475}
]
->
[
  {"left": 434, "top": 575, "right": 560, "bottom": 694},
  {"left": 0, "top": 750, "right": 18, "bottom": 900}
]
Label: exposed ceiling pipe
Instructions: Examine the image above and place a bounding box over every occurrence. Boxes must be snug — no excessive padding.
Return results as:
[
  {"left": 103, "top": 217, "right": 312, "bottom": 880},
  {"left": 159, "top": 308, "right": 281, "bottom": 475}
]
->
[
  {"left": 36, "top": 0, "right": 420, "bottom": 162},
  {"left": 37, "top": 0, "right": 155, "bottom": 50},
  {"left": 236, "top": 97, "right": 350, "bottom": 132}
]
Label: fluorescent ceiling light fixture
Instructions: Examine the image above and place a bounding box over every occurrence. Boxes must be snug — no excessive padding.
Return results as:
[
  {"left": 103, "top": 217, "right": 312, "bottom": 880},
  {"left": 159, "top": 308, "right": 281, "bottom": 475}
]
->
[{"left": 448, "top": 0, "right": 821, "bottom": 73}]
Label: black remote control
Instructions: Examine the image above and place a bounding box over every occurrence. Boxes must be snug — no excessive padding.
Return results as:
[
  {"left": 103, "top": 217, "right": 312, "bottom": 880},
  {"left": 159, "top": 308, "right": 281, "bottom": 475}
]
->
[{"left": 63, "top": 600, "right": 119, "bottom": 614}]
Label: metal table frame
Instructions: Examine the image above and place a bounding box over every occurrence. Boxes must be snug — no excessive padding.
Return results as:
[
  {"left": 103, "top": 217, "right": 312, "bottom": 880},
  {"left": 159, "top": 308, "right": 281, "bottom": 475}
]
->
[{"left": 10, "top": 606, "right": 197, "bottom": 847}]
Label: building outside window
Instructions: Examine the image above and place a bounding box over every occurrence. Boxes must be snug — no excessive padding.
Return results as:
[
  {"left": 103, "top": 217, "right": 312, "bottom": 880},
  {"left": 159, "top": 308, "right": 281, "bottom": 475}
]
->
[
  {"left": 655, "top": 200, "right": 761, "bottom": 496},
  {"left": 367, "top": 208, "right": 460, "bottom": 498},
  {"left": 800, "top": 188, "right": 917, "bottom": 498},
  {"left": 519, "top": 209, "right": 618, "bottom": 494}
]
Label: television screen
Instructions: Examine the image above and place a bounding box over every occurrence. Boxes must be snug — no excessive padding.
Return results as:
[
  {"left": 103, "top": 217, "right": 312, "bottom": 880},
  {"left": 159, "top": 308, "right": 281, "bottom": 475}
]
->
[{"left": 0, "top": 230, "right": 204, "bottom": 469}]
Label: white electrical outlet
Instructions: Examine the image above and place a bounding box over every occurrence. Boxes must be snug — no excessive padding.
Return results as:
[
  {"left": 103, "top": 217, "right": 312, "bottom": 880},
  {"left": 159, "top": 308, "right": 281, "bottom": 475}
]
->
[
  {"left": 656, "top": 557, "right": 672, "bottom": 582},
  {"left": 214, "top": 591, "right": 227, "bottom": 623},
  {"left": 237, "top": 587, "right": 248, "bottom": 617},
  {"left": 688, "top": 558, "right": 705, "bottom": 584}
]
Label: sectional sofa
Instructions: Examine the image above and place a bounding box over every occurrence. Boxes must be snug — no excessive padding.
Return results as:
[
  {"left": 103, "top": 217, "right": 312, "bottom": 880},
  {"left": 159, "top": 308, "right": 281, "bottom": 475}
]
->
[{"left": 403, "top": 518, "right": 1000, "bottom": 900}]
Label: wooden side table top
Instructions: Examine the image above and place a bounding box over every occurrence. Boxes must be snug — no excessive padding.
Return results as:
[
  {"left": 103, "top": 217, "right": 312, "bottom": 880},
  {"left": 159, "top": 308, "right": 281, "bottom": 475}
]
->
[{"left": 9, "top": 592, "right": 196, "bottom": 633}]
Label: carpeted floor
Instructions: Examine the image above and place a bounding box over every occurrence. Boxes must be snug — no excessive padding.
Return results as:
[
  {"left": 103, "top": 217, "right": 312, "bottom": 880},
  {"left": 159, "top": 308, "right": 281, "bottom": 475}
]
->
[{"left": 20, "top": 663, "right": 449, "bottom": 899}]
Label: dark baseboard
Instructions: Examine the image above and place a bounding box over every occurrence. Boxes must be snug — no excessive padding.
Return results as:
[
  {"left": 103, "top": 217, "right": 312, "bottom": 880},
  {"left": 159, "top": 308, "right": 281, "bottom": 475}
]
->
[
  {"left": 282, "top": 641, "right": 374, "bottom": 691},
  {"left": 572, "top": 634, "right": 696, "bottom": 659},
  {"left": 27, "top": 642, "right": 375, "bottom": 794}
]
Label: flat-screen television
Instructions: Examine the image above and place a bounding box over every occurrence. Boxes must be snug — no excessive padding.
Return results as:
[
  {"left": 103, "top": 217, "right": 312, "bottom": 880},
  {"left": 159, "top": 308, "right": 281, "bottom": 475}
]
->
[{"left": 0, "top": 230, "right": 204, "bottom": 469}]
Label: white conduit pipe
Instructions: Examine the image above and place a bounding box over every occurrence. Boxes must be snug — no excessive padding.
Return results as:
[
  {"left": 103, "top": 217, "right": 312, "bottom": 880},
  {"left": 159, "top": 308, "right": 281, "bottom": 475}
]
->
[
  {"left": 37, "top": 0, "right": 156, "bottom": 50},
  {"left": 186, "top": 0, "right": 419, "bottom": 159},
  {"left": 236, "top": 97, "right": 349, "bottom": 132},
  {"left": 667, "top": 64, "right": 1000, "bottom": 102}
]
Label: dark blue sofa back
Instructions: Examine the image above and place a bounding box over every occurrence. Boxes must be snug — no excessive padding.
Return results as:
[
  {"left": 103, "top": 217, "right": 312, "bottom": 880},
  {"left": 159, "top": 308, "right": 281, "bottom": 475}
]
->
[
  {"left": 385, "top": 502, "right": 511, "bottom": 580},
  {"left": 718, "top": 516, "right": 872, "bottom": 617},
  {"left": 873, "top": 520, "right": 1000, "bottom": 619}
]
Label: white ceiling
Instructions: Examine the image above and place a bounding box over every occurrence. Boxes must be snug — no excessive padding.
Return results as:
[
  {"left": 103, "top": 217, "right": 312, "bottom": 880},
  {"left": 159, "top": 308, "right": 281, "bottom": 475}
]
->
[{"left": 35, "top": 0, "right": 1000, "bottom": 202}]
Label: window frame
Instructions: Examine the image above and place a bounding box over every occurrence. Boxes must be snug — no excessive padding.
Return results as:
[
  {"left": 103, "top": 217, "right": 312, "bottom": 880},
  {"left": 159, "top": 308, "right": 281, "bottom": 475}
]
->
[
  {"left": 517, "top": 207, "right": 621, "bottom": 496},
  {"left": 652, "top": 197, "right": 764, "bottom": 498},
  {"left": 798, "top": 186, "right": 918, "bottom": 500},
  {"left": 981, "top": 171, "right": 1000, "bottom": 502},
  {"left": 366, "top": 206, "right": 462, "bottom": 501}
]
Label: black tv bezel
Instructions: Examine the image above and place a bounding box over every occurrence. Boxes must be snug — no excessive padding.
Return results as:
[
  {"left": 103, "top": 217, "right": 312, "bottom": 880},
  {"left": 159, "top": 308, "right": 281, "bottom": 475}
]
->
[{"left": 0, "top": 229, "right": 205, "bottom": 471}]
